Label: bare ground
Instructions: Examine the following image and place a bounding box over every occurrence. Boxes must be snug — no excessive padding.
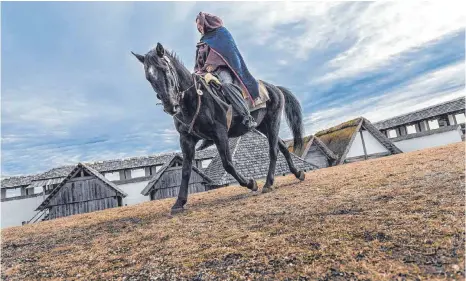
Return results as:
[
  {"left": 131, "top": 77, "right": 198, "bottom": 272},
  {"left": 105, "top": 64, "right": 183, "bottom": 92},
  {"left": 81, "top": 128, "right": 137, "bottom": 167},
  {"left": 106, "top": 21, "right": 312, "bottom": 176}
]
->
[{"left": 1, "top": 142, "right": 465, "bottom": 281}]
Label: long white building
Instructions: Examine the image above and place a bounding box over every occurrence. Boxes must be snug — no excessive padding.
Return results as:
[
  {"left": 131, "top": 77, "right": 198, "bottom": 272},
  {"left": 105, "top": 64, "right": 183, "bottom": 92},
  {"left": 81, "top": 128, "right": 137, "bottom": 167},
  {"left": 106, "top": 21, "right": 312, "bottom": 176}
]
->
[
  {"left": 1, "top": 149, "right": 216, "bottom": 228},
  {"left": 373, "top": 97, "right": 465, "bottom": 152}
]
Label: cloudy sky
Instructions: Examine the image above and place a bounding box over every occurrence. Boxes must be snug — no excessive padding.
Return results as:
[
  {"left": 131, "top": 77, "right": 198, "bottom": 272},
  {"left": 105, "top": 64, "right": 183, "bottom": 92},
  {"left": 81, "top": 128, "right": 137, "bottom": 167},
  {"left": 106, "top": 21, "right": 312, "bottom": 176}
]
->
[{"left": 1, "top": 1, "right": 465, "bottom": 176}]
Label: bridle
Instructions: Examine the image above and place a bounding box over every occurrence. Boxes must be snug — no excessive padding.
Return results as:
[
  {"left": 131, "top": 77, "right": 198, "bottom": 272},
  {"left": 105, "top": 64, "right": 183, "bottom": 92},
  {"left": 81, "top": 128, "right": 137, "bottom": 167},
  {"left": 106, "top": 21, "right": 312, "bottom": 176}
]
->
[{"left": 160, "top": 56, "right": 204, "bottom": 137}]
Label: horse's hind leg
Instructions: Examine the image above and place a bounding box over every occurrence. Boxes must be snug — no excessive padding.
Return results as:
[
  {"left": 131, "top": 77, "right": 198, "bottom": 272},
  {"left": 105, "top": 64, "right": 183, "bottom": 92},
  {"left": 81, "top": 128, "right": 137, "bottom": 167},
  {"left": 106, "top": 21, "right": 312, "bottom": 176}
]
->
[
  {"left": 213, "top": 129, "right": 258, "bottom": 191},
  {"left": 255, "top": 117, "right": 280, "bottom": 193},
  {"left": 278, "top": 139, "right": 305, "bottom": 181},
  {"left": 262, "top": 123, "right": 279, "bottom": 193}
]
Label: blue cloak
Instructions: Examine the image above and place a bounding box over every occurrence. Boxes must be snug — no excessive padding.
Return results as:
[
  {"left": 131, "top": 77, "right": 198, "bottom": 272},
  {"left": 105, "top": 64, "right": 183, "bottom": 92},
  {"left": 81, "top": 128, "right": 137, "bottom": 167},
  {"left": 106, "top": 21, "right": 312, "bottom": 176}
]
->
[{"left": 201, "top": 26, "right": 259, "bottom": 101}]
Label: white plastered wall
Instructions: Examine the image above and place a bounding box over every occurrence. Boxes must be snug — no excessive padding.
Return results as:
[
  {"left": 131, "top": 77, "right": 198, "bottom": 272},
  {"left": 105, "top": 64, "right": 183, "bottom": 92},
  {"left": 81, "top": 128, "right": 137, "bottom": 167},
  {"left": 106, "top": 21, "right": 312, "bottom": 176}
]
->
[
  {"left": 118, "top": 181, "right": 151, "bottom": 206},
  {"left": 361, "top": 130, "right": 389, "bottom": 154},
  {"left": 393, "top": 130, "right": 462, "bottom": 152}
]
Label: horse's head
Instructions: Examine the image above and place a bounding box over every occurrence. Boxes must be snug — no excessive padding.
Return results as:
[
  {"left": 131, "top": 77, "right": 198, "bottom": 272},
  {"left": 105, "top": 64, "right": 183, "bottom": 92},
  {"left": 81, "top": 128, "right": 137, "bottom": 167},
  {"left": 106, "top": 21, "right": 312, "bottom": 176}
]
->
[{"left": 132, "top": 43, "right": 181, "bottom": 115}]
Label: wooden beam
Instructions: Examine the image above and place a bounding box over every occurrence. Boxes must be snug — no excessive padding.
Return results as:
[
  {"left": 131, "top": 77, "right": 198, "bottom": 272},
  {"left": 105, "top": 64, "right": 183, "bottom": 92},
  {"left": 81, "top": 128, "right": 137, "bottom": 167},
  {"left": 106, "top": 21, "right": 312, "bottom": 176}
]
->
[
  {"left": 399, "top": 126, "right": 407, "bottom": 136},
  {"left": 68, "top": 176, "right": 95, "bottom": 183},
  {"left": 360, "top": 130, "right": 368, "bottom": 160}
]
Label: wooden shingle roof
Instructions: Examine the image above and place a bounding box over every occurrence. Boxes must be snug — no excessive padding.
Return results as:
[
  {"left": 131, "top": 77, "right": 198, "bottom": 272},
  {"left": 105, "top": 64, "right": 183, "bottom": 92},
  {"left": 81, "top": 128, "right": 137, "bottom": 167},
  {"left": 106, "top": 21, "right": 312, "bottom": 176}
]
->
[
  {"left": 373, "top": 97, "right": 465, "bottom": 130},
  {"left": 204, "top": 130, "right": 317, "bottom": 186},
  {"left": 2, "top": 148, "right": 219, "bottom": 189},
  {"left": 1, "top": 174, "right": 41, "bottom": 189}
]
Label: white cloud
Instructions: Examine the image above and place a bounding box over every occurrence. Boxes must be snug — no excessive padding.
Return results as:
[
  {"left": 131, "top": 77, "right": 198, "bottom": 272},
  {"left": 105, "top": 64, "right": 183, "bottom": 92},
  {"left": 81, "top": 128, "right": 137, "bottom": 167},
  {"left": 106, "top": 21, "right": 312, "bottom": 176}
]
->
[
  {"left": 318, "top": 2, "right": 466, "bottom": 82},
  {"left": 211, "top": 2, "right": 465, "bottom": 82},
  {"left": 2, "top": 85, "right": 126, "bottom": 130},
  {"left": 299, "top": 61, "right": 465, "bottom": 136}
]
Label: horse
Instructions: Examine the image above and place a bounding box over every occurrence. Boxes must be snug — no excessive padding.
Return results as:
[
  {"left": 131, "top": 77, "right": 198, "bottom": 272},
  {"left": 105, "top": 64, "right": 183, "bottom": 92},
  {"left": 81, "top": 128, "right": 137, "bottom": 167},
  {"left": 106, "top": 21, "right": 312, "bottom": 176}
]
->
[{"left": 132, "top": 43, "right": 306, "bottom": 214}]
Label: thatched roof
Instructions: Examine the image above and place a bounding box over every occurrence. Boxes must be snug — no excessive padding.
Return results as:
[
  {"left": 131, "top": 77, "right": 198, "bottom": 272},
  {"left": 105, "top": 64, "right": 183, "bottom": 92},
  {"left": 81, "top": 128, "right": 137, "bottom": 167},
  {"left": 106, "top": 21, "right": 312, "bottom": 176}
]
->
[
  {"left": 285, "top": 135, "right": 314, "bottom": 156},
  {"left": 285, "top": 135, "right": 337, "bottom": 162},
  {"left": 315, "top": 117, "right": 402, "bottom": 164}
]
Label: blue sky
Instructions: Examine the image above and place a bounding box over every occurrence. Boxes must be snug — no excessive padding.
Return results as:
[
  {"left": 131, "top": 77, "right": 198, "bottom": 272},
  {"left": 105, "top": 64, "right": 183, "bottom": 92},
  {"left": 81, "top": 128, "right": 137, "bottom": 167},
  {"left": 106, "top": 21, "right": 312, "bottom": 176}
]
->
[{"left": 1, "top": 2, "right": 465, "bottom": 176}]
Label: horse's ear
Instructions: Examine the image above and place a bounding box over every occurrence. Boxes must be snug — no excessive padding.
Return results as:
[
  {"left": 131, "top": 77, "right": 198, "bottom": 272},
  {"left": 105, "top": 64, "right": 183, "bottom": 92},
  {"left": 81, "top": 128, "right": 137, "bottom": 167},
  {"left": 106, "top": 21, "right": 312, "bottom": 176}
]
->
[
  {"left": 131, "top": 51, "right": 145, "bottom": 64},
  {"left": 156, "top": 43, "right": 165, "bottom": 58}
]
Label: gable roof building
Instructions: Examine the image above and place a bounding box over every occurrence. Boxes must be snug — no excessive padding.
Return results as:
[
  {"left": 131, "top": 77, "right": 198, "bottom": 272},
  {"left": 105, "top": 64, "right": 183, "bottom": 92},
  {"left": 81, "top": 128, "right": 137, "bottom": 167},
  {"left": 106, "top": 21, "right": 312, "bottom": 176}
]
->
[
  {"left": 285, "top": 135, "right": 338, "bottom": 169},
  {"left": 204, "top": 130, "right": 317, "bottom": 187},
  {"left": 36, "top": 163, "right": 127, "bottom": 220},
  {"left": 141, "top": 155, "right": 212, "bottom": 200},
  {"left": 314, "top": 117, "right": 402, "bottom": 165}
]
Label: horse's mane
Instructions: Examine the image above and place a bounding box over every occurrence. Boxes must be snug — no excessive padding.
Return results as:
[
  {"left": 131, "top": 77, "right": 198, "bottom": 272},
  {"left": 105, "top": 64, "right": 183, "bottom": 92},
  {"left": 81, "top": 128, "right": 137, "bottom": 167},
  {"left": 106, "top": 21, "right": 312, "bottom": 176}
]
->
[
  {"left": 167, "top": 50, "right": 184, "bottom": 68},
  {"left": 146, "top": 46, "right": 185, "bottom": 68},
  {"left": 165, "top": 50, "right": 191, "bottom": 77}
]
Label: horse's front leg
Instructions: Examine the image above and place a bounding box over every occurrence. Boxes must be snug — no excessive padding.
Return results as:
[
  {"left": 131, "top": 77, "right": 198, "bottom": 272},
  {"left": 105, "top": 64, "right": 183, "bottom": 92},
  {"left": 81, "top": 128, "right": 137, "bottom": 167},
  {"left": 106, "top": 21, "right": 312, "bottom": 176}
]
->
[
  {"left": 214, "top": 129, "right": 258, "bottom": 191},
  {"left": 171, "top": 134, "right": 197, "bottom": 214}
]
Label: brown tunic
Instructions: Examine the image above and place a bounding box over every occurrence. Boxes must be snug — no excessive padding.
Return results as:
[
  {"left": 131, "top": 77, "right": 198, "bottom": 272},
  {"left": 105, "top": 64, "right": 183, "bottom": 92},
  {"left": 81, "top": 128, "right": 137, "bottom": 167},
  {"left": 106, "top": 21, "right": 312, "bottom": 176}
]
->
[{"left": 194, "top": 42, "right": 228, "bottom": 75}]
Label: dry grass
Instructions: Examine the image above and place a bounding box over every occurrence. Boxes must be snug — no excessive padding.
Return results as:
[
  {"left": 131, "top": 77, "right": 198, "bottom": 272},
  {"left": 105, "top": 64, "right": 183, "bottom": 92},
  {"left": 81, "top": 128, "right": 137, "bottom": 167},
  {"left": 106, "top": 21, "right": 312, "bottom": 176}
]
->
[{"left": 1, "top": 142, "right": 465, "bottom": 281}]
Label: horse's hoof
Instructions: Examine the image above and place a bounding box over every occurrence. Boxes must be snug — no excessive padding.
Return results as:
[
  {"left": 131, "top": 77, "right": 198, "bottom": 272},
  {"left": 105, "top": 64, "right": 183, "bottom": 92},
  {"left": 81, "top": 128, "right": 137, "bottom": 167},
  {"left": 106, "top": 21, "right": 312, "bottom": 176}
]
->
[
  {"left": 170, "top": 207, "right": 185, "bottom": 215},
  {"left": 248, "top": 179, "right": 258, "bottom": 192},
  {"left": 298, "top": 170, "right": 305, "bottom": 181},
  {"left": 262, "top": 186, "right": 274, "bottom": 193}
]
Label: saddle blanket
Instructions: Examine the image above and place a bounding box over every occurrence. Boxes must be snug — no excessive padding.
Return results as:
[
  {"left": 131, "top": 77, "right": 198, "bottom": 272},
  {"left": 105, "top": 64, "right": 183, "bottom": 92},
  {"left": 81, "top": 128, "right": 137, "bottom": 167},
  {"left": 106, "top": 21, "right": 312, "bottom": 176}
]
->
[{"left": 244, "top": 80, "right": 269, "bottom": 112}]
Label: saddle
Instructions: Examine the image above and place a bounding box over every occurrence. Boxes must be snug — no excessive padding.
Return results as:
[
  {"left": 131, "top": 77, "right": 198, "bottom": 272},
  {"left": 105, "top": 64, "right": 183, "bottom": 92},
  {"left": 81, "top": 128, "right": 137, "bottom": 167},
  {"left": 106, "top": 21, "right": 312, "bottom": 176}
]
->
[{"left": 204, "top": 73, "right": 270, "bottom": 112}]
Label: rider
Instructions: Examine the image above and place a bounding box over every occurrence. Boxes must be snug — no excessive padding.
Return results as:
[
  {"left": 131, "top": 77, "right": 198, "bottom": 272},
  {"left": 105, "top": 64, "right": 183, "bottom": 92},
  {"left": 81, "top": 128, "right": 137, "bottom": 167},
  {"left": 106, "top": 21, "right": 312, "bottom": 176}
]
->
[{"left": 194, "top": 12, "right": 258, "bottom": 129}]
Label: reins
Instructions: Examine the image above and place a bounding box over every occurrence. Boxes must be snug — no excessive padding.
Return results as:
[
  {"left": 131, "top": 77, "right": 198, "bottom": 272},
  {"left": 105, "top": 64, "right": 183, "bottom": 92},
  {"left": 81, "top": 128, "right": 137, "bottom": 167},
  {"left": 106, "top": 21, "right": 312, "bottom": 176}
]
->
[
  {"left": 162, "top": 55, "right": 228, "bottom": 139},
  {"left": 188, "top": 75, "right": 203, "bottom": 134},
  {"left": 170, "top": 71, "right": 204, "bottom": 138}
]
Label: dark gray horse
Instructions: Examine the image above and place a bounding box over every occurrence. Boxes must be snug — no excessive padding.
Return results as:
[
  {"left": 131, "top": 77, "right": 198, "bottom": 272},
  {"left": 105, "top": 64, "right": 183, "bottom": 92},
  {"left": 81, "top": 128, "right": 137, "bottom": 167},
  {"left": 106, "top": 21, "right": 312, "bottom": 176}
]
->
[{"left": 132, "top": 43, "right": 306, "bottom": 214}]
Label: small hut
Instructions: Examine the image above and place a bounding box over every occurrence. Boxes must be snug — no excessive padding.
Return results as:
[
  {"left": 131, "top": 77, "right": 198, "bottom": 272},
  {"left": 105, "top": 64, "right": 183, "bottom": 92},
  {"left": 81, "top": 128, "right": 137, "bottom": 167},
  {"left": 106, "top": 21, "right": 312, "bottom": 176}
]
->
[
  {"left": 141, "top": 155, "right": 212, "bottom": 200},
  {"left": 35, "top": 163, "right": 127, "bottom": 220},
  {"left": 314, "top": 117, "right": 402, "bottom": 165},
  {"left": 286, "top": 135, "right": 338, "bottom": 169}
]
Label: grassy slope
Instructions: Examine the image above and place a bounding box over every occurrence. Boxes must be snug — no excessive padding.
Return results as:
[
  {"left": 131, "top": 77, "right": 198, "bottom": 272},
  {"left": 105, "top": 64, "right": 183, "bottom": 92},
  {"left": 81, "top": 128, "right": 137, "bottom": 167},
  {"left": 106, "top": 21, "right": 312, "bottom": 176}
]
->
[{"left": 1, "top": 142, "right": 465, "bottom": 281}]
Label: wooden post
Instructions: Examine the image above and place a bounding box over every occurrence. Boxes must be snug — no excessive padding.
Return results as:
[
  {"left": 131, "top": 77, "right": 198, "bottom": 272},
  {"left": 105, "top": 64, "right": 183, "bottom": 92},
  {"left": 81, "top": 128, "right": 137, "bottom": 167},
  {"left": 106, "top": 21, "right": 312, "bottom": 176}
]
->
[
  {"left": 119, "top": 170, "right": 125, "bottom": 180},
  {"left": 360, "top": 130, "right": 368, "bottom": 160},
  {"left": 399, "top": 126, "right": 407, "bottom": 136},
  {"left": 419, "top": 121, "right": 427, "bottom": 132},
  {"left": 436, "top": 115, "right": 448, "bottom": 127},
  {"left": 125, "top": 169, "right": 132, "bottom": 179}
]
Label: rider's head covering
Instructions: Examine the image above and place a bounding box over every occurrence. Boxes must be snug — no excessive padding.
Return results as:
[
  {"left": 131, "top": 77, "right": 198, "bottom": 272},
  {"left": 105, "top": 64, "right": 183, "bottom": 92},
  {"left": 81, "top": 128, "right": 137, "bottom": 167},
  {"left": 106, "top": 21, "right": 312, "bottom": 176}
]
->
[{"left": 196, "top": 12, "right": 223, "bottom": 34}]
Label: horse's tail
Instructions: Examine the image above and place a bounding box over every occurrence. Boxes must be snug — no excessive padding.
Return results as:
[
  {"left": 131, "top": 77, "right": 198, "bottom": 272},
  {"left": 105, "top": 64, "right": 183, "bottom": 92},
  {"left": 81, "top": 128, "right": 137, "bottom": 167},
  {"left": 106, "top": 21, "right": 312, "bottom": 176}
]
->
[{"left": 277, "top": 86, "right": 304, "bottom": 152}]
